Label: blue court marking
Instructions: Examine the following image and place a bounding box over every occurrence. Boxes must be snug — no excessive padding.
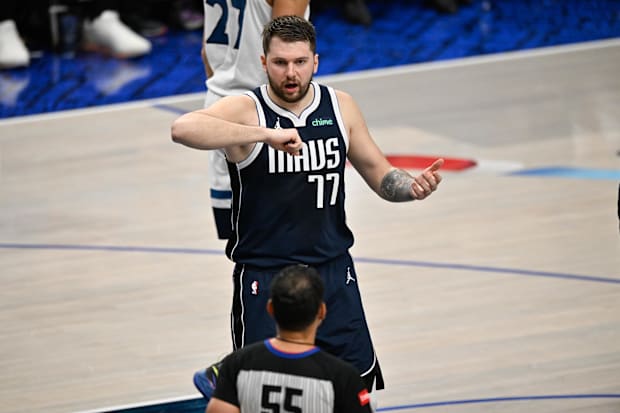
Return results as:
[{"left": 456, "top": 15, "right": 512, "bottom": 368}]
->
[
  {"left": 0, "top": 242, "right": 221, "bottom": 255},
  {"left": 1, "top": 242, "right": 618, "bottom": 285},
  {"left": 354, "top": 256, "right": 620, "bottom": 285},
  {"left": 376, "top": 394, "right": 620, "bottom": 411},
  {"left": 152, "top": 103, "right": 187, "bottom": 115},
  {"left": 509, "top": 166, "right": 620, "bottom": 180},
  {"left": 86, "top": 393, "right": 620, "bottom": 413}
]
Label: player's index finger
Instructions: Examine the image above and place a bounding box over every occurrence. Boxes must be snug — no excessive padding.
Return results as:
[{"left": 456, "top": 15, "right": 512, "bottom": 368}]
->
[{"left": 428, "top": 158, "right": 444, "bottom": 171}]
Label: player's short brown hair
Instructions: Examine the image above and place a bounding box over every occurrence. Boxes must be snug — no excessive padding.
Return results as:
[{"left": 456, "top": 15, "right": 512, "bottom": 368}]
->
[{"left": 262, "top": 15, "right": 316, "bottom": 55}]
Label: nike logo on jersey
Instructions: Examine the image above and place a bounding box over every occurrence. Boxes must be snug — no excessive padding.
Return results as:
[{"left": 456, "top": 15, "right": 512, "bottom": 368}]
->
[{"left": 268, "top": 137, "right": 341, "bottom": 174}]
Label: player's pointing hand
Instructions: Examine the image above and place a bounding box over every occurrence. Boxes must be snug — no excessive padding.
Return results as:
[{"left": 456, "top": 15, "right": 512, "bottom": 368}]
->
[{"left": 411, "top": 158, "right": 444, "bottom": 200}]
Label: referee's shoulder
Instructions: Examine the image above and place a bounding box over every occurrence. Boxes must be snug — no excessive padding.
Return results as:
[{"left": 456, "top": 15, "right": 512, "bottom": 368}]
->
[{"left": 317, "top": 348, "right": 361, "bottom": 375}]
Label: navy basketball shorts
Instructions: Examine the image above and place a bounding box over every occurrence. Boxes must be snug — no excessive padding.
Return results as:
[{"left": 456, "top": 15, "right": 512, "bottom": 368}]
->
[{"left": 230, "top": 253, "right": 384, "bottom": 390}]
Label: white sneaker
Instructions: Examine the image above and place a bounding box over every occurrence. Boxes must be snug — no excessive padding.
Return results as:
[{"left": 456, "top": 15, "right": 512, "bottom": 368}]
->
[
  {"left": 82, "top": 10, "right": 151, "bottom": 58},
  {"left": 0, "top": 72, "right": 29, "bottom": 105},
  {"left": 0, "top": 20, "right": 29, "bottom": 69}
]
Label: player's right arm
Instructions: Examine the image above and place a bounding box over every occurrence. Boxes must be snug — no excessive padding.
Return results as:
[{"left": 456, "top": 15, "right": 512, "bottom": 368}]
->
[
  {"left": 171, "top": 95, "right": 302, "bottom": 161},
  {"left": 271, "top": 0, "right": 311, "bottom": 17},
  {"left": 201, "top": 0, "right": 221, "bottom": 79},
  {"left": 201, "top": 44, "right": 214, "bottom": 79}
]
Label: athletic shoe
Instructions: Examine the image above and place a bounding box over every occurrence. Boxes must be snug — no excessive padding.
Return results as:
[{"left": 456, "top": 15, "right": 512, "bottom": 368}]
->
[
  {"left": 0, "top": 20, "right": 29, "bottom": 69},
  {"left": 82, "top": 10, "right": 151, "bottom": 58},
  {"left": 429, "top": 0, "right": 459, "bottom": 13},
  {"left": 193, "top": 361, "right": 222, "bottom": 401},
  {"left": 171, "top": 1, "right": 204, "bottom": 31},
  {"left": 121, "top": 13, "right": 168, "bottom": 38},
  {"left": 342, "top": 0, "right": 372, "bottom": 27},
  {"left": 0, "top": 72, "right": 29, "bottom": 105}
]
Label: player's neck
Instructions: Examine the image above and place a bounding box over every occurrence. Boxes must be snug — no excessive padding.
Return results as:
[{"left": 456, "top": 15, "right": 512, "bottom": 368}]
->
[
  {"left": 267, "top": 83, "right": 314, "bottom": 117},
  {"left": 272, "top": 330, "right": 316, "bottom": 348}
]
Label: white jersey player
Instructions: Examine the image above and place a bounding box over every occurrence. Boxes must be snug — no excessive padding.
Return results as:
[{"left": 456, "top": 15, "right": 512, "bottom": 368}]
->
[{"left": 202, "top": 0, "right": 310, "bottom": 238}]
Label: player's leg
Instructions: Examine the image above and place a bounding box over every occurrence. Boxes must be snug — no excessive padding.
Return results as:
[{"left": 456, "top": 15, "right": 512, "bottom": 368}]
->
[
  {"left": 230, "top": 264, "right": 277, "bottom": 350},
  {"left": 204, "top": 90, "right": 233, "bottom": 240},
  {"left": 208, "top": 148, "right": 233, "bottom": 239},
  {"left": 315, "top": 254, "right": 384, "bottom": 392}
]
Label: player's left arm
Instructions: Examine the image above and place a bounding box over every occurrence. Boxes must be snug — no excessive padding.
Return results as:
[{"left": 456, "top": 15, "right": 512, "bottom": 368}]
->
[
  {"left": 271, "top": 0, "right": 310, "bottom": 17},
  {"left": 340, "top": 90, "right": 443, "bottom": 201}
]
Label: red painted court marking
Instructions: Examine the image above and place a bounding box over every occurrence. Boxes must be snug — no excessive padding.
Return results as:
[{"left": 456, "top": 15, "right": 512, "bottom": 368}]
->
[{"left": 386, "top": 155, "right": 477, "bottom": 171}]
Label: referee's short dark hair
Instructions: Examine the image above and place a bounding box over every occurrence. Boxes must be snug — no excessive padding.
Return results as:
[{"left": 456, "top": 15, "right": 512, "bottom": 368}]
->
[{"left": 270, "top": 264, "right": 324, "bottom": 331}]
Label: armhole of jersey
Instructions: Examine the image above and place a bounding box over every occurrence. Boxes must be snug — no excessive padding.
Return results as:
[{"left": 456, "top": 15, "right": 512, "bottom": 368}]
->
[
  {"left": 237, "top": 91, "right": 266, "bottom": 170},
  {"left": 327, "top": 86, "right": 350, "bottom": 154}
]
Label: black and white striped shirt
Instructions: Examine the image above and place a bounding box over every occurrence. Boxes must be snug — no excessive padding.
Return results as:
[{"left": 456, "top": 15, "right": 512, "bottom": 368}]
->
[{"left": 213, "top": 339, "right": 372, "bottom": 413}]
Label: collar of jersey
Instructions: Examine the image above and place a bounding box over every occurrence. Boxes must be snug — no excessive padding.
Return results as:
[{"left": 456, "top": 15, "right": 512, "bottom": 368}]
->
[
  {"left": 264, "top": 339, "right": 320, "bottom": 359},
  {"left": 260, "top": 81, "right": 321, "bottom": 128}
]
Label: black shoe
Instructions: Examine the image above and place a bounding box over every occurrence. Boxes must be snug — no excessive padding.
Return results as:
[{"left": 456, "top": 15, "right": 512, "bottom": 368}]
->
[
  {"left": 429, "top": 0, "right": 459, "bottom": 13},
  {"left": 193, "top": 361, "right": 223, "bottom": 401},
  {"left": 121, "top": 13, "right": 168, "bottom": 37},
  {"left": 342, "top": 0, "right": 372, "bottom": 26}
]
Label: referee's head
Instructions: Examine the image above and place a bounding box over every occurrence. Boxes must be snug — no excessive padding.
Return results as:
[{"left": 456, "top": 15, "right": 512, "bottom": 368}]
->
[{"left": 269, "top": 264, "right": 325, "bottom": 332}]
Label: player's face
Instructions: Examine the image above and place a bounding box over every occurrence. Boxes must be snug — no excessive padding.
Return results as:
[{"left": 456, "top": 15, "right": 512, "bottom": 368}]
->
[{"left": 263, "top": 37, "right": 318, "bottom": 104}]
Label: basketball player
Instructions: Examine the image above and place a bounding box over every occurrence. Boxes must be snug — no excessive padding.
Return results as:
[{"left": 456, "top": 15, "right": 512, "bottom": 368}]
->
[
  {"left": 202, "top": 0, "right": 310, "bottom": 240},
  {"left": 172, "top": 15, "right": 444, "bottom": 397},
  {"left": 206, "top": 264, "right": 373, "bottom": 413},
  {"left": 195, "top": 1, "right": 311, "bottom": 397}
]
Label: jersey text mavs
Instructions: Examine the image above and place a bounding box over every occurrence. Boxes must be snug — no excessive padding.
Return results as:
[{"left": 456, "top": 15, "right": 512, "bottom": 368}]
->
[{"left": 226, "top": 82, "right": 354, "bottom": 267}]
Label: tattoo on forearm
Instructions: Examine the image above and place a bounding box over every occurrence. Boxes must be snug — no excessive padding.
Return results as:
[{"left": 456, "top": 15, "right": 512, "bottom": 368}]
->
[{"left": 379, "top": 169, "right": 415, "bottom": 202}]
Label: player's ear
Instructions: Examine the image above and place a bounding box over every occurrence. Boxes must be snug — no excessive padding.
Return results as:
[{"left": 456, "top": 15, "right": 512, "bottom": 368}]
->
[
  {"left": 266, "top": 299, "right": 275, "bottom": 317},
  {"left": 317, "top": 302, "right": 326, "bottom": 321},
  {"left": 313, "top": 53, "right": 319, "bottom": 74},
  {"left": 261, "top": 55, "right": 267, "bottom": 72}
]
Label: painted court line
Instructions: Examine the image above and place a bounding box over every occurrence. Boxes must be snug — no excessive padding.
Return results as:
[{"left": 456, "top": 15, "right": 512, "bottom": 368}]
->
[
  {"left": 3, "top": 39, "right": 618, "bottom": 126},
  {"left": 318, "top": 38, "right": 620, "bottom": 83},
  {"left": 509, "top": 166, "right": 620, "bottom": 180},
  {"left": 376, "top": 394, "right": 620, "bottom": 411},
  {"left": 1, "top": 243, "right": 617, "bottom": 285},
  {"left": 72, "top": 394, "right": 202, "bottom": 413},
  {"left": 72, "top": 393, "right": 620, "bottom": 413}
]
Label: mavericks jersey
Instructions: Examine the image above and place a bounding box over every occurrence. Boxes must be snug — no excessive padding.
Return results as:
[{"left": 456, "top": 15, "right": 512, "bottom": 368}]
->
[
  {"left": 226, "top": 82, "right": 354, "bottom": 267},
  {"left": 213, "top": 340, "right": 373, "bottom": 413},
  {"left": 202, "top": 0, "right": 310, "bottom": 229},
  {"left": 204, "top": 0, "right": 310, "bottom": 97}
]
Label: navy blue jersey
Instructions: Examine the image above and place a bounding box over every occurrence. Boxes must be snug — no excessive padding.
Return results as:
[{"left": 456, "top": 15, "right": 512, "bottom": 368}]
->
[{"left": 225, "top": 82, "right": 354, "bottom": 267}]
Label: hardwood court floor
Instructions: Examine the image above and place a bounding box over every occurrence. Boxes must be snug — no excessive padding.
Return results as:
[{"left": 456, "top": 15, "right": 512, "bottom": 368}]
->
[{"left": 0, "top": 40, "right": 619, "bottom": 413}]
